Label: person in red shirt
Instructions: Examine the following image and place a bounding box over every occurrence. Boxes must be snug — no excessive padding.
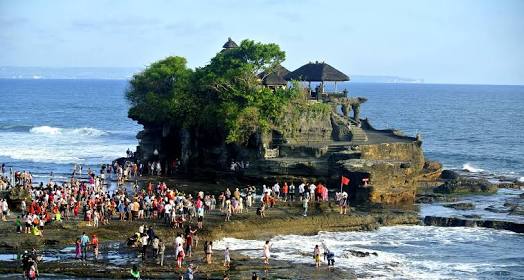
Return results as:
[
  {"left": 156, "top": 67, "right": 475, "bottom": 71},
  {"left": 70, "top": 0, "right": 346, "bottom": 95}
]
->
[
  {"left": 91, "top": 234, "right": 99, "bottom": 259},
  {"left": 282, "top": 182, "right": 289, "bottom": 202}
]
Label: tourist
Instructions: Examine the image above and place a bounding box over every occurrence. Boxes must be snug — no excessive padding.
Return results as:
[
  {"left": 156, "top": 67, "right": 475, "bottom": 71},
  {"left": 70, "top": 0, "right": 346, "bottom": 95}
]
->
[
  {"left": 252, "top": 272, "right": 259, "bottom": 280},
  {"left": 16, "top": 215, "right": 22, "bottom": 233},
  {"left": 158, "top": 239, "right": 166, "bottom": 266},
  {"left": 151, "top": 236, "right": 160, "bottom": 258},
  {"left": 1, "top": 198, "right": 8, "bottom": 221},
  {"left": 339, "top": 191, "right": 349, "bottom": 215},
  {"left": 92, "top": 234, "right": 99, "bottom": 260},
  {"left": 263, "top": 240, "right": 271, "bottom": 265},
  {"left": 272, "top": 182, "right": 280, "bottom": 199},
  {"left": 325, "top": 249, "right": 335, "bottom": 267},
  {"left": 224, "top": 247, "right": 230, "bottom": 268},
  {"left": 282, "top": 182, "right": 288, "bottom": 201},
  {"left": 197, "top": 206, "right": 204, "bottom": 229},
  {"left": 256, "top": 203, "right": 265, "bottom": 218},
  {"left": 309, "top": 183, "right": 316, "bottom": 202},
  {"left": 314, "top": 244, "right": 321, "bottom": 268},
  {"left": 303, "top": 196, "right": 309, "bottom": 217},
  {"left": 141, "top": 232, "right": 149, "bottom": 260},
  {"left": 176, "top": 243, "right": 185, "bottom": 268},
  {"left": 75, "top": 239, "right": 82, "bottom": 259},
  {"left": 80, "top": 232, "right": 90, "bottom": 260},
  {"left": 205, "top": 241, "right": 213, "bottom": 264},
  {"left": 185, "top": 233, "right": 193, "bottom": 258},
  {"left": 298, "top": 182, "right": 305, "bottom": 201},
  {"left": 130, "top": 264, "right": 140, "bottom": 280},
  {"left": 289, "top": 182, "right": 295, "bottom": 202},
  {"left": 185, "top": 263, "right": 196, "bottom": 280},
  {"left": 225, "top": 199, "right": 232, "bottom": 222}
]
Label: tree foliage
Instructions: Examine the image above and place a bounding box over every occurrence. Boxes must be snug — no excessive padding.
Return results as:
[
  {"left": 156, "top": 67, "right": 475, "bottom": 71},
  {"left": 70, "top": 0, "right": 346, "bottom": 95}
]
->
[{"left": 127, "top": 39, "right": 313, "bottom": 144}]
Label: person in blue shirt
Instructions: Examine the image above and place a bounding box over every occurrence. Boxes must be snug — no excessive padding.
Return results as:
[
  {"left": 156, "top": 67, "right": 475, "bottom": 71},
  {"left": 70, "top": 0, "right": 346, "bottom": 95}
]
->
[{"left": 80, "top": 232, "right": 90, "bottom": 260}]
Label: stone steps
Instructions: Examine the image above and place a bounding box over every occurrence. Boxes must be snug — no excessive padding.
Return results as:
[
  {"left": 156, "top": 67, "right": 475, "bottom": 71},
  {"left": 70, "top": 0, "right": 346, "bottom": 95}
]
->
[{"left": 351, "top": 127, "right": 368, "bottom": 142}]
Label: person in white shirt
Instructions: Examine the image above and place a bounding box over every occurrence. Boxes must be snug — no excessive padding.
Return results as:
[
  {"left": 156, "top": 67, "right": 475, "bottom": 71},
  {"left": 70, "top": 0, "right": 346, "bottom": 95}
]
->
[
  {"left": 309, "top": 184, "right": 316, "bottom": 201},
  {"left": 298, "top": 183, "right": 305, "bottom": 201},
  {"left": 272, "top": 183, "right": 280, "bottom": 198}
]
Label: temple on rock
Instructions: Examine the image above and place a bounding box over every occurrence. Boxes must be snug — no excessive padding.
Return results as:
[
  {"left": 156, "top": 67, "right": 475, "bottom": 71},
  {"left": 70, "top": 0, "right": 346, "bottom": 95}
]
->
[{"left": 133, "top": 38, "right": 440, "bottom": 204}]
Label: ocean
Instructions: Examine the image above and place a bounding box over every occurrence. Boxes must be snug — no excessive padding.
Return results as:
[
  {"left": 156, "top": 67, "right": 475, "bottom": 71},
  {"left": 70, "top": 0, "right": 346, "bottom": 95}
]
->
[{"left": 1, "top": 79, "right": 523, "bottom": 279}]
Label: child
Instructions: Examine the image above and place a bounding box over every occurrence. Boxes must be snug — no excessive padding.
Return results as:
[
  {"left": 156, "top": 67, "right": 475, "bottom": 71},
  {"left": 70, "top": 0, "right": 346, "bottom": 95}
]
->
[
  {"left": 16, "top": 216, "right": 22, "bottom": 233},
  {"left": 303, "top": 197, "right": 309, "bottom": 217},
  {"left": 75, "top": 239, "right": 82, "bottom": 259}
]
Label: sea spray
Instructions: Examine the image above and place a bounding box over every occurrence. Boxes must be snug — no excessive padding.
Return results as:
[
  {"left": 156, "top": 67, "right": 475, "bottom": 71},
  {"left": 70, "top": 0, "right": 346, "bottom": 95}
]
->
[
  {"left": 462, "top": 163, "right": 484, "bottom": 173},
  {"left": 214, "top": 226, "right": 524, "bottom": 279}
]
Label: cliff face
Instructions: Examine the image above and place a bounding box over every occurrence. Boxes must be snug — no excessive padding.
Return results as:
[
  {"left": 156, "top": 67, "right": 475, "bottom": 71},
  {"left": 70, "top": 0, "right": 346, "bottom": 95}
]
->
[
  {"left": 337, "top": 141, "right": 425, "bottom": 204},
  {"left": 134, "top": 99, "right": 433, "bottom": 204}
]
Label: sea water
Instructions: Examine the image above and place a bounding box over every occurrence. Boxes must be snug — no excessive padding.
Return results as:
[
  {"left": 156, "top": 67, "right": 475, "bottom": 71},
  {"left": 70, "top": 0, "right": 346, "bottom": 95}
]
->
[
  {"left": 1, "top": 80, "right": 523, "bottom": 179},
  {"left": 215, "top": 226, "right": 524, "bottom": 279},
  {"left": 0, "top": 79, "right": 141, "bottom": 179}
]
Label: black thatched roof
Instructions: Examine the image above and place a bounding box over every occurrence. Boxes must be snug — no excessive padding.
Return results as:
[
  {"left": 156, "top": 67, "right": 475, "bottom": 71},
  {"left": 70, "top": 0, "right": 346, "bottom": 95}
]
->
[
  {"left": 285, "top": 62, "right": 349, "bottom": 82},
  {"left": 258, "top": 65, "right": 290, "bottom": 86},
  {"left": 222, "top": 37, "right": 238, "bottom": 49}
]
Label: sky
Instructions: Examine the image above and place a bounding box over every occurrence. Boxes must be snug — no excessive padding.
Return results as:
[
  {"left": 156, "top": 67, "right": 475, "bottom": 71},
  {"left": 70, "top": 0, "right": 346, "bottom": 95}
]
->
[{"left": 1, "top": 0, "right": 523, "bottom": 85}]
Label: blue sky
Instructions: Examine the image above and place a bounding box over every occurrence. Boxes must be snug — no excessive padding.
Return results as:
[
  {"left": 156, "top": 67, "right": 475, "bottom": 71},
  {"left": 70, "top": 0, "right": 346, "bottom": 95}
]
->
[{"left": 1, "top": 0, "right": 523, "bottom": 85}]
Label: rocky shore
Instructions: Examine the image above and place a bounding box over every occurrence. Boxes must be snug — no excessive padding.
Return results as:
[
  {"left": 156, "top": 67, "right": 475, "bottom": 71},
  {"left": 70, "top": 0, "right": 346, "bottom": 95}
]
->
[{"left": 0, "top": 178, "right": 420, "bottom": 279}]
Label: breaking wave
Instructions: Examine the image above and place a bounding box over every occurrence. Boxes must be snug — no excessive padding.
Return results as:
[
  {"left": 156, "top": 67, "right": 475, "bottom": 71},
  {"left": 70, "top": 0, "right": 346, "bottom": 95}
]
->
[
  {"left": 462, "top": 163, "right": 484, "bottom": 173},
  {"left": 29, "top": 126, "right": 108, "bottom": 137}
]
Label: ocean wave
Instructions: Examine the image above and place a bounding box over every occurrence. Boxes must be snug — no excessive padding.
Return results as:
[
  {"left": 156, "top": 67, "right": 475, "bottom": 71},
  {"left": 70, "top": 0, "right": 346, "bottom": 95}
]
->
[
  {"left": 215, "top": 226, "right": 524, "bottom": 279},
  {"left": 29, "top": 126, "right": 108, "bottom": 137},
  {"left": 462, "top": 163, "right": 484, "bottom": 173}
]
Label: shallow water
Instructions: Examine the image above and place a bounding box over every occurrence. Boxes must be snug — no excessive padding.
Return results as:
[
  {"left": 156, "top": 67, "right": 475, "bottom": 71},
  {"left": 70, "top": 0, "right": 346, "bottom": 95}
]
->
[
  {"left": 420, "top": 188, "right": 524, "bottom": 223},
  {"left": 215, "top": 225, "right": 524, "bottom": 279}
]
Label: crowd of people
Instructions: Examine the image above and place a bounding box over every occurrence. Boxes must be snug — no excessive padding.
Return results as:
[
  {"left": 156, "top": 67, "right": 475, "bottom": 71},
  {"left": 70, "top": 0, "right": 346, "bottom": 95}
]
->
[{"left": 0, "top": 161, "right": 352, "bottom": 279}]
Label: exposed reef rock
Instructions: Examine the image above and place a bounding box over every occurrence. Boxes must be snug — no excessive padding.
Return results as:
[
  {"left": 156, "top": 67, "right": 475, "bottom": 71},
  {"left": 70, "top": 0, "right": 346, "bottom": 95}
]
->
[
  {"left": 343, "top": 250, "right": 378, "bottom": 258},
  {"left": 423, "top": 216, "right": 524, "bottom": 233},
  {"left": 434, "top": 178, "right": 497, "bottom": 194},
  {"left": 443, "top": 202, "right": 475, "bottom": 210}
]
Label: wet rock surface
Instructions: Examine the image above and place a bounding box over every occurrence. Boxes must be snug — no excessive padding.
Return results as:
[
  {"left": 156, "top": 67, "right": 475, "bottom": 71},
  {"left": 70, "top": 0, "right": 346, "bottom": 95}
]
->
[
  {"left": 343, "top": 249, "right": 378, "bottom": 258},
  {"left": 423, "top": 216, "right": 524, "bottom": 233},
  {"left": 434, "top": 177, "right": 497, "bottom": 194},
  {"left": 443, "top": 202, "right": 475, "bottom": 210}
]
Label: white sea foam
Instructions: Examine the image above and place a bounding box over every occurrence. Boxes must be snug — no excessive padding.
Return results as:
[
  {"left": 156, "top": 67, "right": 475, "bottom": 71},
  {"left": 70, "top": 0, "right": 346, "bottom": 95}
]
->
[
  {"left": 214, "top": 226, "right": 524, "bottom": 279},
  {"left": 462, "top": 163, "right": 484, "bottom": 173},
  {"left": 0, "top": 128, "right": 130, "bottom": 164},
  {"left": 29, "top": 126, "right": 108, "bottom": 137},
  {"left": 518, "top": 177, "right": 524, "bottom": 183}
]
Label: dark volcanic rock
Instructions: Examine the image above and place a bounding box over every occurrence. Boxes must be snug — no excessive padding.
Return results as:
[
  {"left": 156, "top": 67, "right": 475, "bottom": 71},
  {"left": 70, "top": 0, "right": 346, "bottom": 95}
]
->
[
  {"left": 415, "top": 193, "right": 457, "bottom": 204},
  {"left": 440, "top": 170, "right": 460, "bottom": 180},
  {"left": 344, "top": 250, "right": 378, "bottom": 257},
  {"left": 485, "top": 205, "right": 509, "bottom": 214},
  {"left": 463, "top": 214, "right": 482, "bottom": 219},
  {"left": 443, "top": 202, "right": 475, "bottom": 210},
  {"left": 497, "top": 182, "right": 524, "bottom": 189},
  {"left": 433, "top": 178, "right": 497, "bottom": 194},
  {"left": 423, "top": 216, "right": 524, "bottom": 233}
]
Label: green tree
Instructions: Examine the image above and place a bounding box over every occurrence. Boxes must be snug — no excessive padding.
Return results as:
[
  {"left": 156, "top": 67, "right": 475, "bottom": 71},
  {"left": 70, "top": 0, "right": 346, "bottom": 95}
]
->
[{"left": 127, "top": 56, "right": 194, "bottom": 125}]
